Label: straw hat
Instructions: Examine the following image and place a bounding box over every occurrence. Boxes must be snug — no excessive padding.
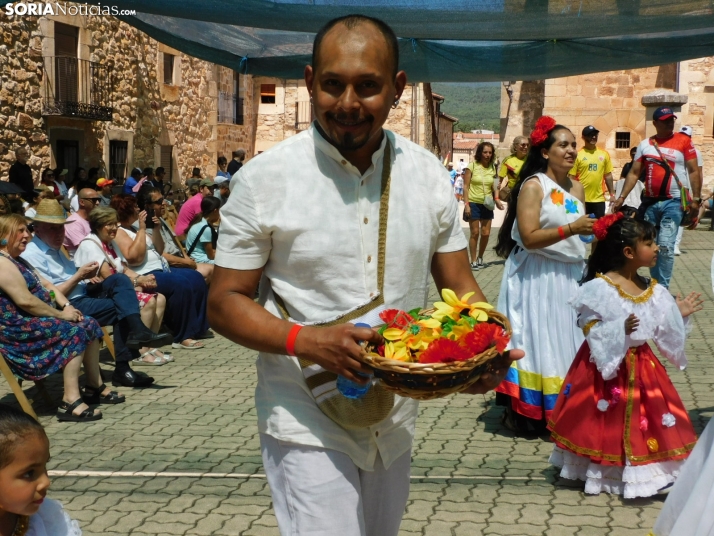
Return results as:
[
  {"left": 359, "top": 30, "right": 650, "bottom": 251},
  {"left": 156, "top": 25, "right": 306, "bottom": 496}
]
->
[{"left": 31, "top": 199, "right": 68, "bottom": 224}]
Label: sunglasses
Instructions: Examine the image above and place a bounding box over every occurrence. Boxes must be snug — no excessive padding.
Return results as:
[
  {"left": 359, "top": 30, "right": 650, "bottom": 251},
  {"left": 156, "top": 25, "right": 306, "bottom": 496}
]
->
[
  {"left": 150, "top": 198, "right": 165, "bottom": 205},
  {"left": 81, "top": 198, "right": 101, "bottom": 204}
]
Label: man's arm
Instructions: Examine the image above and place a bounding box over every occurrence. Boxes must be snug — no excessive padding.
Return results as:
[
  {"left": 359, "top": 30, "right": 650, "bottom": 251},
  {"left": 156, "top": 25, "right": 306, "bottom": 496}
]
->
[
  {"left": 686, "top": 158, "right": 702, "bottom": 199},
  {"left": 604, "top": 172, "right": 614, "bottom": 197},
  {"left": 208, "top": 266, "right": 378, "bottom": 383},
  {"left": 613, "top": 160, "right": 642, "bottom": 211},
  {"left": 55, "top": 262, "right": 99, "bottom": 296}
]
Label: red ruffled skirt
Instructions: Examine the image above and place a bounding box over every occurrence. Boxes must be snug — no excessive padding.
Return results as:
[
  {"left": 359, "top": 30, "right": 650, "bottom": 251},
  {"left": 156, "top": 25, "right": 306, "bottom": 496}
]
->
[{"left": 548, "top": 342, "right": 696, "bottom": 467}]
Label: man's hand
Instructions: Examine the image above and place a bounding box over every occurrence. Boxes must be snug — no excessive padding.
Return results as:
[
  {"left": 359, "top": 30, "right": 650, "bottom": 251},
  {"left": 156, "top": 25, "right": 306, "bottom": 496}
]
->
[
  {"left": 612, "top": 197, "right": 625, "bottom": 212},
  {"left": 461, "top": 349, "right": 525, "bottom": 395},
  {"left": 77, "top": 261, "right": 100, "bottom": 280},
  {"left": 293, "top": 323, "right": 383, "bottom": 384}
]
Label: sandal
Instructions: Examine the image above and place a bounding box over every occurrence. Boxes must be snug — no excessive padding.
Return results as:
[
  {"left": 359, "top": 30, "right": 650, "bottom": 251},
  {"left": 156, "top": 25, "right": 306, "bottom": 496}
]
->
[
  {"left": 82, "top": 383, "right": 125, "bottom": 405},
  {"left": 133, "top": 350, "right": 168, "bottom": 366},
  {"left": 57, "top": 399, "right": 102, "bottom": 422},
  {"left": 171, "top": 340, "right": 204, "bottom": 350},
  {"left": 152, "top": 349, "right": 173, "bottom": 362}
]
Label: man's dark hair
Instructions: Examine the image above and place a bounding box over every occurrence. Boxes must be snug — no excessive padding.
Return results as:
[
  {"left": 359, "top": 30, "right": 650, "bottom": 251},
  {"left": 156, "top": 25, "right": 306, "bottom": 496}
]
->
[
  {"left": 155, "top": 167, "right": 165, "bottom": 175},
  {"left": 137, "top": 185, "right": 160, "bottom": 211},
  {"left": 191, "top": 167, "right": 201, "bottom": 178},
  {"left": 217, "top": 156, "right": 227, "bottom": 166},
  {"left": 143, "top": 167, "right": 154, "bottom": 176},
  {"left": 312, "top": 15, "right": 399, "bottom": 78}
]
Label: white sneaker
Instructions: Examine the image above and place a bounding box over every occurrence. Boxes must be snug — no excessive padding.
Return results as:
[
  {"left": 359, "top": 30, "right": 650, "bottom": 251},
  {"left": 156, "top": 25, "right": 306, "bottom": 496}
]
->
[
  {"left": 476, "top": 257, "right": 484, "bottom": 269},
  {"left": 674, "top": 246, "right": 682, "bottom": 256},
  {"left": 470, "top": 262, "right": 479, "bottom": 271}
]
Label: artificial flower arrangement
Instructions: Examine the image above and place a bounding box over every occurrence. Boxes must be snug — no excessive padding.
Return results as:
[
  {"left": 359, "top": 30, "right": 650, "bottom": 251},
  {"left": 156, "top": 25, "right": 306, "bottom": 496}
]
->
[
  {"left": 371, "top": 289, "right": 510, "bottom": 364},
  {"left": 359, "top": 289, "right": 512, "bottom": 400}
]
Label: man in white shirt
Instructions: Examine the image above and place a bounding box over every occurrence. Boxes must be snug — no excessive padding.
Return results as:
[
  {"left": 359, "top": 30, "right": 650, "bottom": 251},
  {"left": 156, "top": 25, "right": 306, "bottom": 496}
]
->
[{"left": 208, "top": 15, "right": 521, "bottom": 536}]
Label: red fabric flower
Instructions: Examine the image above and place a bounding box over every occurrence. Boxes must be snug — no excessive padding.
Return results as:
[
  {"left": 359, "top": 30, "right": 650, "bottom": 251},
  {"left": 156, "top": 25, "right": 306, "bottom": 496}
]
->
[
  {"left": 459, "top": 323, "right": 510, "bottom": 355},
  {"left": 379, "top": 309, "right": 412, "bottom": 330},
  {"left": 592, "top": 211, "right": 624, "bottom": 241},
  {"left": 418, "top": 339, "right": 472, "bottom": 364},
  {"left": 530, "top": 116, "right": 557, "bottom": 147}
]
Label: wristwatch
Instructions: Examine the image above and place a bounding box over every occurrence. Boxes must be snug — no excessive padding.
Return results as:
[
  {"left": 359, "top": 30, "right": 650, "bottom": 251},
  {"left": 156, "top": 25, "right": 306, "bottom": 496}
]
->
[
  {"left": 60, "top": 302, "right": 70, "bottom": 309},
  {"left": 696, "top": 198, "right": 703, "bottom": 204}
]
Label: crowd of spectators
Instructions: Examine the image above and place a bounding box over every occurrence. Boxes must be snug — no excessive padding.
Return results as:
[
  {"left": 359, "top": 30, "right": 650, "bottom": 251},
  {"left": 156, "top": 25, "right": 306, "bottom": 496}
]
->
[{"left": 0, "top": 149, "right": 243, "bottom": 421}]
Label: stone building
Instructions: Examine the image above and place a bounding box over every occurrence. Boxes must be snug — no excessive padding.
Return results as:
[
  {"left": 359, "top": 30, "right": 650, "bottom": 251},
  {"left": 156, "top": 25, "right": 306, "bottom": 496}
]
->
[
  {"left": 0, "top": 8, "right": 252, "bottom": 188},
  {"left": 499, "top": 62, "right": 714, "bottom": 189}
]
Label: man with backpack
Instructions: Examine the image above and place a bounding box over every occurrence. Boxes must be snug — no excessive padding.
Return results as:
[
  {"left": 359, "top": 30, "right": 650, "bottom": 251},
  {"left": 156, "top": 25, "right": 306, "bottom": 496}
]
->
[{"left": 614, "top": 106, "right": 702, "bottom": 288}]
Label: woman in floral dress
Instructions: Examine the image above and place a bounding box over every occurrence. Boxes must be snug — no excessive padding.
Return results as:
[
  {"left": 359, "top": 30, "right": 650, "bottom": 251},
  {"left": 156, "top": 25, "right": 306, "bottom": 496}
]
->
[{"left": 0, "top": 214, "right": 123, "bottom": 422}]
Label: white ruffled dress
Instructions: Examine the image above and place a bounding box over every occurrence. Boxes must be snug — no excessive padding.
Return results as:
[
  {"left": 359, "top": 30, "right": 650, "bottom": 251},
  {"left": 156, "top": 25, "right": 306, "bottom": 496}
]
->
[
  {"left": 495, "top": 173, "right": 586, "bottom": 421},
  {"left": 27, "top": 498, "right": 82, "bottom": 536}
]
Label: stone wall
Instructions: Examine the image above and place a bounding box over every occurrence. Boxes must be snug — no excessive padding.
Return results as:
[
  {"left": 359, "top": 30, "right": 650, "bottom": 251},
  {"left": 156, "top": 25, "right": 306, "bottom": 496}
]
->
[
  {"left": 542, "top": 65, "right": 676, "bottom": 178},
  {"left": 498, "top": 80, "right": 544, "bottom": 160},
  {"left": 0, "top": 5, "right": 256, "bottom": 188}
]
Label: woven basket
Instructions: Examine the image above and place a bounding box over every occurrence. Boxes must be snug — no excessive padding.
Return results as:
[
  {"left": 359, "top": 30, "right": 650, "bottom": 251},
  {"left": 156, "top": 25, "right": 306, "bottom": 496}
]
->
[{"left": 359, "top": 310, "right": 512, "bottom": 400}]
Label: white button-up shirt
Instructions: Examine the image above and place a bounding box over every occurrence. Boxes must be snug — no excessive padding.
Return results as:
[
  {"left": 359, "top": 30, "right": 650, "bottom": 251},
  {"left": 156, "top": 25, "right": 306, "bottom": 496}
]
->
[{"left": 216, "top": 125, "right": 467, "bottom": 470}]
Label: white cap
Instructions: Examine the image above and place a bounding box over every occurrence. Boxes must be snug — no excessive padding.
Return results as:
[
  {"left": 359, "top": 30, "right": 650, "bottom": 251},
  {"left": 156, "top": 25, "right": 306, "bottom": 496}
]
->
[
  {"left": 214, "top": 176, "right": 230, "bottom": 186},
  {"left": 680, "top": 125, "right": 693, "bottom": 137}
]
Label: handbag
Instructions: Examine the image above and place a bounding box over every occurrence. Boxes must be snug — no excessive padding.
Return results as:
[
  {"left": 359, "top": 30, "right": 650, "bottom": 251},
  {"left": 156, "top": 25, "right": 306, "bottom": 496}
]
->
[
  {"left": 651, "top": 140, "right": 694, "bottom": 226},
  {"left": 481, "top": 167, "right": 496, "bottom": 211},
  {"left": 272, "top": 143, "right": 396, "bottom": 430}
]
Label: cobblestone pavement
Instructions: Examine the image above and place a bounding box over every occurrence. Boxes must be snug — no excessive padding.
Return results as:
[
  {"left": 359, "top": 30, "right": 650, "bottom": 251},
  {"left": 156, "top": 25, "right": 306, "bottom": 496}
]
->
[{"left": 3, "top": 227, "right": 714, "bottom": 535}]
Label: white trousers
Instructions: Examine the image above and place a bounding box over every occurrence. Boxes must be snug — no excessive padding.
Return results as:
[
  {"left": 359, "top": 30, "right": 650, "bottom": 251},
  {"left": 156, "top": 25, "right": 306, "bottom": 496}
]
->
[{"left": 260, "top": 433, "right": 411, "bottom": 536}]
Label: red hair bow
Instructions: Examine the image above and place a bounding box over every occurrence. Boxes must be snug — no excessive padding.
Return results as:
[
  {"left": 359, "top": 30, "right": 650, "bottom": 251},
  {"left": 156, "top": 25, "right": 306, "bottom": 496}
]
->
[
  {"left": 530, "top": 116, "right": 557, "bottom": 146},
  {"left": 592, "top": 212, "right": 624, "bottom": 241}
]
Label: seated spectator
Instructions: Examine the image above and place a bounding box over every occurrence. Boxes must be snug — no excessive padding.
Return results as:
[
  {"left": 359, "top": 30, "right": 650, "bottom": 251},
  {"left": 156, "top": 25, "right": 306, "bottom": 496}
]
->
[
  {"left": 74, "top": 207, "right": 172, "bottom": 365},
  {"left": 0, "top": 213, "right": 123, "bottom": 421},
  {"left": 96, "top": 178, "right": 114, "bottom": 206},
  {"left": 70, "top": 167, "right": 101, "bottom": 214},
  {"left": 174, "top": 178, "right": 215, "bottom": 239},
  {"left": 216, "top": 156, "right": 231, "bottom": 179},
  {"left": 122, "top": 168, "right": 142, "bottom": 195},
  {"left": 186, "top": 196, "right": 220, "bottom": 266},
  {"left": 0, "top": 195, "right": 10, "bottom": 216},
  {"left": 136, "top": 186, "right": 214, "bottom": 283},
  {"left": 22, "top": 200, "right": 170, "bottom": 386},
  {"left": 214, "top": 176, "right": 230, "bottom": 205},
  {"left": 111, "top": 194, "right": 210, "bottom": 350},
  {"left": 54, "top": 168, "right": 69, "bottom": 206},
  {"left": 63, "top": 188, "right": 100, "bottom": 258},
  {"left": 24, "top": 185, "right": 54, "bottom": 219}
]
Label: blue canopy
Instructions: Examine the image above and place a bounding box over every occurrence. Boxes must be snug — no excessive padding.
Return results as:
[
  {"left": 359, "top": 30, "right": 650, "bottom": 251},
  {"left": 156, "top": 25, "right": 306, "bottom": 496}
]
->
[{"left": 13, "top": 0, "right": 714, "bottom": 80}]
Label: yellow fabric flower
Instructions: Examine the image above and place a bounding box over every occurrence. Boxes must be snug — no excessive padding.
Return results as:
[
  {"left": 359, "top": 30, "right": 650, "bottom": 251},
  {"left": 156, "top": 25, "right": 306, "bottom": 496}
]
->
[
  {"left": 384, "top": 341, "right": 411, "bottom": 362},
  {"left": 432, "top": 290, "right": 475, "bottom": 322},
  {"left": 468, "top": 301, "right": 494, "bottom": 322},
  {"left": 382, "top": 318, "right": 441, "bottom": 342}
]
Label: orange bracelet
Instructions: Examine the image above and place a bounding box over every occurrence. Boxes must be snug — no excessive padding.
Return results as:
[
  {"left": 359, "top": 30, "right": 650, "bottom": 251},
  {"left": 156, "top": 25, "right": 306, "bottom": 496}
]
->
[
  {"left": 557, "top": 226, "right": 566, "bottom": 240},
  {"left": 285, "top": 324, "right": 303, "bottom": 356}
]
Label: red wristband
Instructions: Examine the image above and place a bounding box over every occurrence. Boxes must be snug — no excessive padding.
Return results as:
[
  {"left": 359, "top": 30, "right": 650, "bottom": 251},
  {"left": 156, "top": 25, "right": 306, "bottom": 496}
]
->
[
  {"left": 285, "top": 324, "right": 303, "bottom": 357},
  {"left": 557, "top": 226, "right": 566, "bottom": 240}
]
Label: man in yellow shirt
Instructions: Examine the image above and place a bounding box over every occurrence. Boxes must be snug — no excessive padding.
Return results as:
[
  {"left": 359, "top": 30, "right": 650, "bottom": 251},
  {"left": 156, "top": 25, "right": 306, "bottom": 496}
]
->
[{"left": 568, "top": 125, "right": 614, "bottom": 217}]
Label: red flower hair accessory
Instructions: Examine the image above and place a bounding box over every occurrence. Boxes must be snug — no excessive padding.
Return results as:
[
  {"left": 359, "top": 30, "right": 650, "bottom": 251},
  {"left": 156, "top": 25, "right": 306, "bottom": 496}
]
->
[
  {"left": 530, "top": 116, "right": 557, "bottom": 147},
  {"left": 592, "top": 211, "right": 625, "bottom": 241}
]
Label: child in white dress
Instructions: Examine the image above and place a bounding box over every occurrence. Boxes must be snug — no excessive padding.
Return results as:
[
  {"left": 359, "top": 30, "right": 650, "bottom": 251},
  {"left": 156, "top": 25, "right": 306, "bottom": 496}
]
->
[
  {"left": 548, "top": 213, "right": 703, "bottom": 498},
  {"left": 0, "top": 404, "right": 81, "bottom": 536}
]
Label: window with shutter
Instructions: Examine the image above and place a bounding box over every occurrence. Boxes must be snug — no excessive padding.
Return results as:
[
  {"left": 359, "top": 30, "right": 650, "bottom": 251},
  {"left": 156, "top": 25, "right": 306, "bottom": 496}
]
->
[
  {"left": 160, "top": 146, "right": 173, "bottom": 181},
  {"left": 109, "top": 141, "right": 128, "bottom": 182},
  {"left": 163, "top": 54, "right": 175, "bottom": 85},
  {"left": 260, "top": 84, "right": 276, "bottom": 104},
  {"left": 54, "top": 23, "right": 78, "bottom": 103}
]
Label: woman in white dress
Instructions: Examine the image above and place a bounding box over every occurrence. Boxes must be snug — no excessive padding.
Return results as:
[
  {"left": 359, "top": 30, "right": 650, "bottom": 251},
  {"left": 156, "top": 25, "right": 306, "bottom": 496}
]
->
[{"left": 493, "top": 116, "right": 595, "bottom": 435}]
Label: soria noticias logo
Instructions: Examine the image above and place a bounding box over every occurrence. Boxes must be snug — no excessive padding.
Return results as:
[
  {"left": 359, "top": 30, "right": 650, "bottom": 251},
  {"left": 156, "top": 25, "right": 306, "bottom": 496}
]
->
[{"left": 4, "top": 3, "right": 137, "bottom": 16}]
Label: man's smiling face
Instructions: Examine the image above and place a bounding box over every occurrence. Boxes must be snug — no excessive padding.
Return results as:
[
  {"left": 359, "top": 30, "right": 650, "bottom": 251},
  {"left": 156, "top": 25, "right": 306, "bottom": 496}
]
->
[{"left": 306, "top": 21, "right": 405, "bottom": 154}]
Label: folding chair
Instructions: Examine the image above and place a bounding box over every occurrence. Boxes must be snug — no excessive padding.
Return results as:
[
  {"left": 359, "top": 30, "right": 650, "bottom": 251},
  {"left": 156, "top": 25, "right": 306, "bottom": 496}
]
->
[{"left": 0, "top": 353, "right": 58, "bottom": 419}]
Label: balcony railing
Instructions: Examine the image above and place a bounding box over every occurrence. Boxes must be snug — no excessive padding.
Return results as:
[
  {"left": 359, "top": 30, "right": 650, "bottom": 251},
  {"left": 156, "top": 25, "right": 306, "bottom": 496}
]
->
[
  {"left": 218, "top": 91, "right": 244, "bottom": 125},
  {"left": 295, "top": 100, "right": 313, "bottom": 131},
  {"left": 42, "top": 56, "right": 113, "bottom": 121}
]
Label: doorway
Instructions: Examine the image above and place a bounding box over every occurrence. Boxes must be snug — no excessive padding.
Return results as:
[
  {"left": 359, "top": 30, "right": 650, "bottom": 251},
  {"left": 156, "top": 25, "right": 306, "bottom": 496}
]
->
[{"left": 56, "top": 140, "right": 79, "bottom": 181}]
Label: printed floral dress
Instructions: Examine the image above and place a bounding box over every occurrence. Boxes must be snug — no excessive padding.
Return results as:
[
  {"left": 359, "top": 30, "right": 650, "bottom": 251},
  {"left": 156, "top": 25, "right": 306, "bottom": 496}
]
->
[{"left": 0, "top": 255, "right": 103, "bottom": 380}]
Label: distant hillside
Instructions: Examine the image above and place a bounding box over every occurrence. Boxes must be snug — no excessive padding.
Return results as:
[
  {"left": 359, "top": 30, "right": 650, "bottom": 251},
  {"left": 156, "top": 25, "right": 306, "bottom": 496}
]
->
[{"left": 432, "top": 82, "right": 501, "bottom": 133}]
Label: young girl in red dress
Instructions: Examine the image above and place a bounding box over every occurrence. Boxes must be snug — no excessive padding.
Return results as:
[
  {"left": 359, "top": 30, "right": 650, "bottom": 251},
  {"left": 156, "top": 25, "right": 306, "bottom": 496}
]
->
[{"left": 548, "top": 212, "right": 704, "bottom": 498}]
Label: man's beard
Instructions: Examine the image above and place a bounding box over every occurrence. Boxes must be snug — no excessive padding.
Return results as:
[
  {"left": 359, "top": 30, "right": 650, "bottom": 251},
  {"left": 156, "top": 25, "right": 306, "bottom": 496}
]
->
[{"left": 323, "top": 112, "right": 374, "bottom": 151}]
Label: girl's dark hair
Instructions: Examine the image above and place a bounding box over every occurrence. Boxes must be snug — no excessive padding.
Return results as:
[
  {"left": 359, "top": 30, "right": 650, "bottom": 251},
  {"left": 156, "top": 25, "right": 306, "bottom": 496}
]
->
[
  {"left": 495, "top": 125, "right": 571, "bottom": 259},
  {"left": 200, "top": 195, "right": 221, "bottom": 217},
  {"left": 475, "top": 142, "right": 495, "bottom": 168},
  {"left": 583, "top": 218, "right": 656, "bottom": 282},
  {"left": 0, "top": 404, "right": 46, "bottom": 469}
]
